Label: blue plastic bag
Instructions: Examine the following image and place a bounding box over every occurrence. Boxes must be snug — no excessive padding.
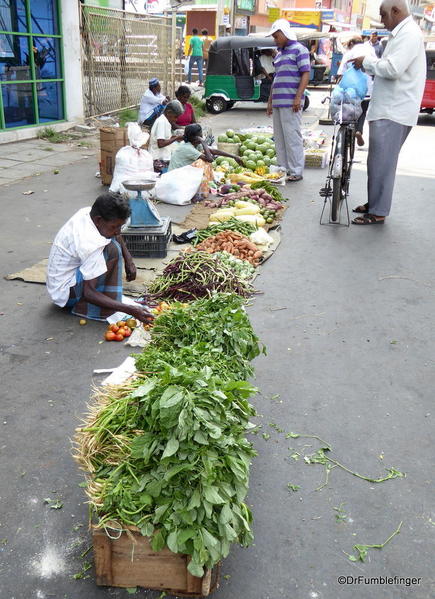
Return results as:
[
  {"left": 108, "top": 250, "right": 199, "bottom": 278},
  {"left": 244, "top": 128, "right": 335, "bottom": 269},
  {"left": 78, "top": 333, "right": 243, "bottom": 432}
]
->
[{"left": 339, "top": 65, "right": 368, "bottom": 99}]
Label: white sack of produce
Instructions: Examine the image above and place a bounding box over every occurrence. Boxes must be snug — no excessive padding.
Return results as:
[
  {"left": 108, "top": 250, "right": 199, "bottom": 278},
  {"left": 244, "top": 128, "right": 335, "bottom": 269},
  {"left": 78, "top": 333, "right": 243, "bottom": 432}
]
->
[
  {"left": 109, "top": 123, "right": 153, "bottom": 194},
  {"left": 154, "top": 165, "right": 203, "bottom": 205},
  {"left": 250, "top": 227, "right": 274, "bottom": 249}
]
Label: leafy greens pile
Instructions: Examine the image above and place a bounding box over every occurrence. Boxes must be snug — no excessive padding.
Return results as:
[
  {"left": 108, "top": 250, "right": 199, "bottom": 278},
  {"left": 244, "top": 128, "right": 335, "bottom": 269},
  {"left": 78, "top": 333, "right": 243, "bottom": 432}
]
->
[{"left": 76, "top": 293, "right": 262, "bottom": 578}]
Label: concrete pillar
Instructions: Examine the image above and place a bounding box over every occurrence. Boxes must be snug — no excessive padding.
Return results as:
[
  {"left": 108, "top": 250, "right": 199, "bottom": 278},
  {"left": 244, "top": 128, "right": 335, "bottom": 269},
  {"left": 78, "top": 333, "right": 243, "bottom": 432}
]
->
[{"left": 61, "top": 0, "right": 85, "bottom": 122}]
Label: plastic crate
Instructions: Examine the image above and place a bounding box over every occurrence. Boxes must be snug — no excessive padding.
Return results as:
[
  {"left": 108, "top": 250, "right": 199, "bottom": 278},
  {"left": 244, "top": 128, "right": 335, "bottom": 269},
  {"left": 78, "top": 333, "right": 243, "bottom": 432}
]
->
[{"left": 122, "top": 218, "right": 171, "bottom": 258}]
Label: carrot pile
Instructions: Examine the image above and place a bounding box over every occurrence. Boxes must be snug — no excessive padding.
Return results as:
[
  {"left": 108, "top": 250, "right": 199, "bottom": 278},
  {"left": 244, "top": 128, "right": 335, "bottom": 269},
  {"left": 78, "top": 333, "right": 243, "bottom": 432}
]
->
[{"left": 196, "top": 231, "right": 263, "bottom": 266}]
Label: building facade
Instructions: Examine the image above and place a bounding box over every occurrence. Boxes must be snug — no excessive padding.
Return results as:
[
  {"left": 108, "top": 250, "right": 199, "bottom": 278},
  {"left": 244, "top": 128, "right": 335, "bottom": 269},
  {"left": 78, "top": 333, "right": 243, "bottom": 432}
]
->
[{"left": 0, "top": 0, "right": 83, "bottom": 141}]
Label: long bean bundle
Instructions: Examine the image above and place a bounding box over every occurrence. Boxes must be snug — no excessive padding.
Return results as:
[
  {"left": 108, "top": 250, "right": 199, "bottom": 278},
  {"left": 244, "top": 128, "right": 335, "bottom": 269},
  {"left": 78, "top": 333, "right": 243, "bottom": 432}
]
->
[{"left": 147, "top": 251, "right": 254, "bottom": 301}]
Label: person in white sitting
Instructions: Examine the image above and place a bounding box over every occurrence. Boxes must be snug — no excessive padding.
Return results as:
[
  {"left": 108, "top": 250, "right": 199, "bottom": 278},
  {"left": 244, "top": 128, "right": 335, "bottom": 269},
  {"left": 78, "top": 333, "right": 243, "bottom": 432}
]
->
[{"left": 138, "top": 78, "right": 169, "bottom": 128}]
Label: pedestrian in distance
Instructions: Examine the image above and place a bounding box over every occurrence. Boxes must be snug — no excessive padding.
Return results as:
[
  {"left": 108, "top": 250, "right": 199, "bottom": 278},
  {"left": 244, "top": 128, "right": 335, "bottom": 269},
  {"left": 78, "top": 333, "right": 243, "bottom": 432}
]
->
[
  {"left": 187, "top": 28, "right": 204, "bottom": 86},
  {"left": 138, "top": 78, "right": 169, "bottom": 128},
  {"left": 46, "top": 192, "right": 153, "bottom": 323},
  {"left": 366, "top": 32, "right": 384, "bottom": 58},
  {"left": 351, "top": 0, "right": 426, "bottom": 225},
  {"left": 201, "top": 29, "right": 213, "bottom": 71},
  {"left": 266, "top": 18, "right": 310, "bottom": 182}
]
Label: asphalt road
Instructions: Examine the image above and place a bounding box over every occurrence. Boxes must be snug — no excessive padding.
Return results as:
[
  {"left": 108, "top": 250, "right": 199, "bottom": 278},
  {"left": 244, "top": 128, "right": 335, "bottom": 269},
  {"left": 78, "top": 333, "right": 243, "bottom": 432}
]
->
[{"left": 1, "top": 92, "right": 434, "bottom": 599}]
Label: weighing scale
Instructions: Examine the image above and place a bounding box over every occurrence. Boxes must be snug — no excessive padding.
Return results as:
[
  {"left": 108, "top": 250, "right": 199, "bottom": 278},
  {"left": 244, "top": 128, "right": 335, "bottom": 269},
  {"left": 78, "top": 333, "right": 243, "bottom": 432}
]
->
[
  {"left": 121, "top": 178, "right": 171, "bottom": 258},
  {"left": 122, "top": 178, "right": 162, "bottom": 228}
]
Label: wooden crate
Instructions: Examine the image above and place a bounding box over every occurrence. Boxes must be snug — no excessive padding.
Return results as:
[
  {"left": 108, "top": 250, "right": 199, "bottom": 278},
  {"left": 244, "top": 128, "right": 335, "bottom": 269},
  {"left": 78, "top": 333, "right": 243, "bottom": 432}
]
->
[
  {"left": 99, "top": 127, "right": 128, "bottom": 185},
  {"left": 93, "top": 526, "right": 220, "bottom": 597}
]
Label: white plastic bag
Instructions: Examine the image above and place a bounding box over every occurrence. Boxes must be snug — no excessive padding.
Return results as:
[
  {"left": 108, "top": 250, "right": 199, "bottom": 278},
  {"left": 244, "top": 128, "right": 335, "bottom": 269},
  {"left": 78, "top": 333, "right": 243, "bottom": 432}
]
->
[
  {"left": 154, "top": 165, "right": 203, "bottom": 205},
  {"left": 183, "top": 59, "right": 189, "bottom": 77},
  {"left": 109, "top": 123, "right": 153, "bottom": 194}
]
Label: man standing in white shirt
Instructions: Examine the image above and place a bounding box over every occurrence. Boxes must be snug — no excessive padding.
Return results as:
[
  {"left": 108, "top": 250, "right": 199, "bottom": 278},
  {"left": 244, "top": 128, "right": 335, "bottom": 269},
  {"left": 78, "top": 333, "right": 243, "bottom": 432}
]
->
[
  {"left": 47, "top": 193, "right": 153, "bottom": 323},
  {"left": 351, "top": 0, "right": 426, "bottom": 225}
]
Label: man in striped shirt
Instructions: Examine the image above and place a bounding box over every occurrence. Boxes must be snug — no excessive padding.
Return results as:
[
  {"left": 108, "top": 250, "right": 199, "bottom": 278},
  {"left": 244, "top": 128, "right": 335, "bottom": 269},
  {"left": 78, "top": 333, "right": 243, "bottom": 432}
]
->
[{"left": 266, "top": 19, "right": 310, "bottom": 182}]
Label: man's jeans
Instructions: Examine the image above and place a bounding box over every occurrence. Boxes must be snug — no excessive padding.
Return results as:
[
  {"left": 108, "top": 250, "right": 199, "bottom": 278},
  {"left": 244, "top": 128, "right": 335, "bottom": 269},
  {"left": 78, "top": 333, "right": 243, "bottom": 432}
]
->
[{"left": 188, "top": 56, "right": 203, "bottom": 84}]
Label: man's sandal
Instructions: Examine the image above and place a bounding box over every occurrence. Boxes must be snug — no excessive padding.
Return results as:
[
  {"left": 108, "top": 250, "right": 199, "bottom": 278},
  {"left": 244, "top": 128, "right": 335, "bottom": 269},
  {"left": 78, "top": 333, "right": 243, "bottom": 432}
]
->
[
  {"left": 352, "top": 214, "right": 385, "bottom": 225},
  {"left": 286, "top": 175, "right": 303, "bottom": 182},
  {"left": 353, "top": 203, "right": 369, "bottom": 213}
]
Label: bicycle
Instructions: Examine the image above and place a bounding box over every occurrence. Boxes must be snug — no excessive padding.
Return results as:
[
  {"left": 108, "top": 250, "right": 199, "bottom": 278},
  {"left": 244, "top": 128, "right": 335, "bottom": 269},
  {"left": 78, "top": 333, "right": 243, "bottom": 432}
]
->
[{"left": 319, "top": 118, "right": 356, "bottom": 226}]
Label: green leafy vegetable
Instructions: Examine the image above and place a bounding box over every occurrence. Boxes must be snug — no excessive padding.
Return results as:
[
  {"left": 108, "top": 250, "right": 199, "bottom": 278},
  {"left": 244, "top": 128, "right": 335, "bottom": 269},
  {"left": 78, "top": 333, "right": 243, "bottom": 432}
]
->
[{"left": 76, "top": 293, "right": 262, "bottom": 576}]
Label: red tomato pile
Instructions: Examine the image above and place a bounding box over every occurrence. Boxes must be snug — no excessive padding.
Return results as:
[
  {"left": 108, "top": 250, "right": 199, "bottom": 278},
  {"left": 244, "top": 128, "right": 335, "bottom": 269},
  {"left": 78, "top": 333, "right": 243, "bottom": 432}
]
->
[{"left": 104, "top": 319, "right": 136, "bottom": 342}]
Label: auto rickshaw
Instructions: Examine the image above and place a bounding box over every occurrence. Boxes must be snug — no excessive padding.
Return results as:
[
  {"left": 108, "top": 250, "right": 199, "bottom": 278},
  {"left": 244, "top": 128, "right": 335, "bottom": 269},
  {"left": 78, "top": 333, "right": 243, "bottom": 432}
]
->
[{"left": 204, "top": 32, "right": 325, "bottom": 114}]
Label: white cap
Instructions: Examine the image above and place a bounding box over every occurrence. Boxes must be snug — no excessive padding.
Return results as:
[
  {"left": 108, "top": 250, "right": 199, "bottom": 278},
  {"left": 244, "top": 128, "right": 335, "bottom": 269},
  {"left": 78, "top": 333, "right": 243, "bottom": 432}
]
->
[{"left": 266, "top": 18, "right": 297, "bottom": 41}]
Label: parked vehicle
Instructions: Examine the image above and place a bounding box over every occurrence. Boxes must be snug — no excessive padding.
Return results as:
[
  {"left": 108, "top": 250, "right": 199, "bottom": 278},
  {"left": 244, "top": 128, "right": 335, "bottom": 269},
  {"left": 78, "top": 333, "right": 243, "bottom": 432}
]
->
[
  {"left": 204, "top": 32, "right": 324, "bottom": 114},
  {"left": 421, "top": 49, "right": 435, "bottom": 114}
]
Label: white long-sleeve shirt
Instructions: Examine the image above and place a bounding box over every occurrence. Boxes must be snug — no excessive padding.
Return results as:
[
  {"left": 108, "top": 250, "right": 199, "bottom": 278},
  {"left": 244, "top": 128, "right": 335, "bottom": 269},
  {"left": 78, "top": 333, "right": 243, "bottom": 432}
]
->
[
  {"left": 138, "top": 89, "right": 166, "bottom": 123},
  {"left": 363, "top": 16, "right": 426, "bottom": 126}
]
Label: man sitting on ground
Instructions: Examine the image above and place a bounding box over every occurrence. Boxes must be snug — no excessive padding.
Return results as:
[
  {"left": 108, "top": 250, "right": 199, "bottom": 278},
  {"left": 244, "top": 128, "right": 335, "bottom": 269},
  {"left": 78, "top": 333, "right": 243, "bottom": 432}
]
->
[
  {"left": 149, "top": 100, "right": 184, "bottom": 172},
  {"left": 138, "top": 78, "right": 169, "bottom": 128},
  {"left": 46, "top": 192, "right": 152, "bottom": 323}
]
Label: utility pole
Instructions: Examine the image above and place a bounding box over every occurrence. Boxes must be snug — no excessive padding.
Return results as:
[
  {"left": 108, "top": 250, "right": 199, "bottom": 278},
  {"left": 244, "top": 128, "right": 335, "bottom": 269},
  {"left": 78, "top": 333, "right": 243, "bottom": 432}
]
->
[{"left": 216, "top": 0, "right": 225, "bottom": 37}]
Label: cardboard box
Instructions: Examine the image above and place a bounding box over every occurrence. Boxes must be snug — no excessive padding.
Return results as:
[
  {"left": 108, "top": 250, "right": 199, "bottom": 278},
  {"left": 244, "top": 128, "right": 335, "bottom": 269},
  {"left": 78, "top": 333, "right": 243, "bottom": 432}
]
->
[
  {"left": 93, "top": 525, "right": 220, "bottom": 596},
  {"left": 99, "top": 127, "right": 128, "bottom": 185}
]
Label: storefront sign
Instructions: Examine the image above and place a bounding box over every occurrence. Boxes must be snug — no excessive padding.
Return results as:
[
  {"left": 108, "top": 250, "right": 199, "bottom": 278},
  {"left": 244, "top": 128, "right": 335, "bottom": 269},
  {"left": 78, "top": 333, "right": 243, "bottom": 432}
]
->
[
  {"left": 320, "top": 9, "right": 334, "bottom": 21},
  {"left": 235, "top": 0, "right": 256, "bottom": 15},
  {"left": 281, "top": 9, "right": 321, "bottom": 29},
  {"left": 267, "top": 7, "right": 281, "bottom": 22}
]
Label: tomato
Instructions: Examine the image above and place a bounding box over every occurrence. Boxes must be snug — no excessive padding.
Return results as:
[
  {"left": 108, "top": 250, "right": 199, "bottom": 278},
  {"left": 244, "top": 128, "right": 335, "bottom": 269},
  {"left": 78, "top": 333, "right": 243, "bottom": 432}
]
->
[
  {"left": 114, "top": 333, "right": 124, "bottom": 342},
  {"left": 109, "top": 324, "right": 119, "bottom": 333},
  {"left": 123, "top": 327, "right": 132, "bottom": 337},
  {"left": 105, "top": 331, "right": 116, "bottom": 342},
  {"left": 116, "top": 321, "right": 126, "bottom": 328}
]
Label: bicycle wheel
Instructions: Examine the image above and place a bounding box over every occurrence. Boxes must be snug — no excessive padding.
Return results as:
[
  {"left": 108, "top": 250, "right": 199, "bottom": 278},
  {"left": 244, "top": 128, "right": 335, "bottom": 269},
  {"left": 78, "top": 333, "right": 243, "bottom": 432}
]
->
[{"left": 331, "top": 127, "right": 345, "bottom": 222}]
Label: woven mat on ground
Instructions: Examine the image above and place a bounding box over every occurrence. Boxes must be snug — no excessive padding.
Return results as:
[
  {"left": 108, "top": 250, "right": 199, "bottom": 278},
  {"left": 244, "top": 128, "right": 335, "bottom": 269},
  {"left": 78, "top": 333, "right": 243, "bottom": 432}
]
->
[{"left": 4, "top": 223, "right": 281, "bottom": 297}]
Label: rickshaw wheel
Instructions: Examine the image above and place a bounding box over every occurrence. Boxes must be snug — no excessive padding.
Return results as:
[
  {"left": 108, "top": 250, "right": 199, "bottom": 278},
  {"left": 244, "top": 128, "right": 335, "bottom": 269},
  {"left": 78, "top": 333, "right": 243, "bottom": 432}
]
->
[
  {"left": 303, "top": 95, "right": 310, "bottom": 111},
  {"left": 207, "top": 96, "right": 227, "bottom": 114}
]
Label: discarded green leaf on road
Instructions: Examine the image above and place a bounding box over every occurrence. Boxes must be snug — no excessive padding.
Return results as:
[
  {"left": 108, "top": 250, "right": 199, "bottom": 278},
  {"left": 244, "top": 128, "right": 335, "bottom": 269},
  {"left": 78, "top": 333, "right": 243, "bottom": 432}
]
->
[{"left": 345, "top": 521, "right": 403, "bottom": 562}]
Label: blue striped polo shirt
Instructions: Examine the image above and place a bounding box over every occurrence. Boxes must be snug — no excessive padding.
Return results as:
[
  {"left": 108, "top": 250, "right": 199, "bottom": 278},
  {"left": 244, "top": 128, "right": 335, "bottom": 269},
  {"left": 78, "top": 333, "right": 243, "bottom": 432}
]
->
[{"left": 271, "top": 41, "right": 310, "bottom": 108}]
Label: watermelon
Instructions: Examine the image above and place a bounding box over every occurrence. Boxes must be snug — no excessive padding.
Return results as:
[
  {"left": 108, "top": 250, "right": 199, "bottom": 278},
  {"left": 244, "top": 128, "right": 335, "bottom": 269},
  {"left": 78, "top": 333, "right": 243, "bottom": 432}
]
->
[
  {"left": 226, "top": 129, "right": 235, "bottom": 138},
  {"left": 246, "top": 160, "right": 256, "bottom": 170},
  {"left": 218, "top": 135, "right": 228, "bottom": 143}
]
